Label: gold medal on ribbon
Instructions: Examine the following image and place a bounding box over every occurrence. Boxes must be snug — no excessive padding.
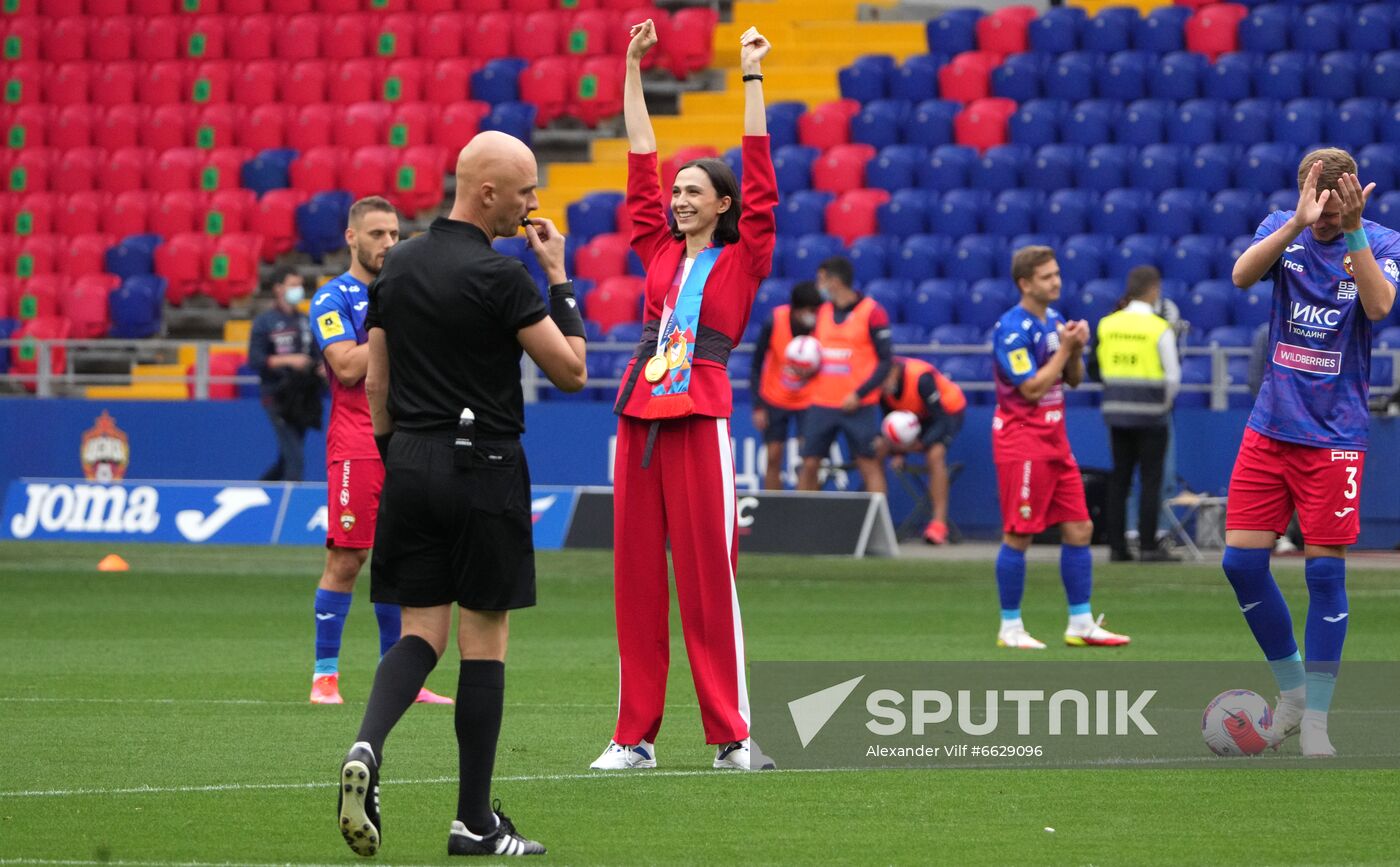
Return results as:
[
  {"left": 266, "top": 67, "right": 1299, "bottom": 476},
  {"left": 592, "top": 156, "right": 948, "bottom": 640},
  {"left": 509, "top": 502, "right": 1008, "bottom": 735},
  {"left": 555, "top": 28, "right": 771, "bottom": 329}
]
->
[{"left": 643, "top": 355, "right": 667, "bottom": 383}]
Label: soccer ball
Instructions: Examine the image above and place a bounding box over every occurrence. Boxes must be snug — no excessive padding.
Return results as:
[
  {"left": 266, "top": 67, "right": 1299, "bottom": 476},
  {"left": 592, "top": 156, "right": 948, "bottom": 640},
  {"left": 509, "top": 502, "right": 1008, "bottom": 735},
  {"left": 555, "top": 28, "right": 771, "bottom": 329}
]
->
[
  {"left": 1201, "top": 689, "right": 1274, "bottom": 756},
  {"left": 881, "top": 410, "right": 922, "bottom": 449},
  {"left": 784, "top": 335, "right": 822, "bottom": 379}
]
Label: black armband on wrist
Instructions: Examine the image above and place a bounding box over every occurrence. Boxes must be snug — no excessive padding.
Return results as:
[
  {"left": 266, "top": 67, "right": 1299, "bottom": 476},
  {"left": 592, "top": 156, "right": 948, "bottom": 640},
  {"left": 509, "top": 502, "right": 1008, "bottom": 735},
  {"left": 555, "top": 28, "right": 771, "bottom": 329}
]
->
[
  {"left": 548, "top": 281, "right": 587, "bottom": 340},
  {"left": 375, "top": 432, "right": 392, "bottom": 463}
]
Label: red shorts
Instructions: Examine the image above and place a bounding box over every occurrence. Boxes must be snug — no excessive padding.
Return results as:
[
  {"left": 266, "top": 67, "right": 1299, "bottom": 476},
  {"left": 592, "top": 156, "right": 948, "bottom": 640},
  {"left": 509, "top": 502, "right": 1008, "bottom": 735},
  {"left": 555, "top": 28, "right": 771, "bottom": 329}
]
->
[
  {"left": 326, "top": 457, "right": 384, "bottom": 549},
  {"left": 996, "top": 457, "right": 1090, "bottom": 536},
  {"left": 1226, "top": 428, "right": 1365, "bottom": 546}
]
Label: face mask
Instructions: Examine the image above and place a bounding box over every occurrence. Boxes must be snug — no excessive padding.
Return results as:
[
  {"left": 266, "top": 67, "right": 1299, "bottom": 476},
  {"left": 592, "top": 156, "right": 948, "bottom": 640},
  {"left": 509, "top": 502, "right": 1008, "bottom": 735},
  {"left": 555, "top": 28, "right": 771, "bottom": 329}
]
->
[
  {"left": 795, "top": 312, "right": 817, "bottom": 329},
  {"left": 284, "top": 285, "right": 305, "bottom": 306}
]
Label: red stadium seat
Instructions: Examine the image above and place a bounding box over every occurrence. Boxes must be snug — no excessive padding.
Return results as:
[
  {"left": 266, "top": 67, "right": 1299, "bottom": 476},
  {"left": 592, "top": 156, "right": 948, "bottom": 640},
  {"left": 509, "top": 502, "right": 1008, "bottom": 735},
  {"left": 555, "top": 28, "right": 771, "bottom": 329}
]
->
[
  {"left": 101, "top": 147, "right": 152, "bottom": 195},
  {"left": 425, "top": 58, "right": 478, "bottom": 104},
  {"left": 150, "top": 189, "right": 202, "bottom": 238},
  {"left": 939, "top": 51, "right": 999, "bottom": 103},
  {"left": 388, "top": 101, "right": 435, "bottom": 148},
  {"left": 202, "top": 147, "right": 249, "bottom": 191},
  {"left": 131, "top": 0, "right": 175, "bottom": 12},
  {"left": 140, "top": 61, "right": 186, "bottom": 106},
  {"left": 154, "top": 232, "right": 211, "bottom": 304},
  {"left": 150, "top": 147, "right": 201, "bottom": 193},
  {"left": 243, "top": 103, "right": 289, "bottom": 151},
  {"left": 46, "top": 61, "right": 93, "bottom": 106},
  {"left": 137, "top": 16, "right": 183, "bottom": 62},
  {"left": 268, "top": 0, "right": 311, "bottom": 12},
  {"left": 0, "top": 276, "right": 10, "bottom": 322},
  {"left": 421, "top": 13, "right": 464, "bottom": 59},
  {"left": 96, "top": 103, "right": 145, "bottom": 151},
  {"left": 286, "top": 102, "right": 337, "bottom": 151},
  {"left": 222, "top": 0, "right": 267, "bottom": 13},
  {"left": 664, "top": 7, "right": 715, "bottom": 78},
  {"left": 92, "top": 17, "right": 136, "bottom": 62},
  {"left": 204, "top": 188, "right": 256, "bottom": 235},
  {"left": 462, "top": 0, "right": 503, "bottom": 8},
  {"left": 105, "top": 190, "right": 155, "bottom": 236},
  {"left": 466, "top": 12, "right": 515, "bottom": 61},
  {"left": 92, "top": 62, "right": 139, "bottom": 107},
  {"left": 315, "top": 0, "right": 359, "bottom": 13},
  {"left": 432, "top": 101, "right": 491, "bottom": 168},
  {"left": 811, "top": 143, "right": 876, "bottom": 194},
  {"left": 9, "top": 147, "right": 56, "bottom": 194},
  {"left": 414, "top": 0, "right": 456, "bottom": 10},
  {"left": 230, "top": 14, "right": 275, "bottom": 61},
  {"left": 392, "top": 145, "right": 446, "bottom": 215},
  {"left": 42, "top": 18, "right": 89, "bottom": 64},
  {"left": 276, "top": 15, "right": 323, "bottom": 62},
  {"left": 824, "top": 188, "right": 891, "bottom": 245},
  {"left": 343, "top": 146, "right": 394, "bottom": 202},
  {"left": 291, "top": 146, "right": 343, "bottom": 194},
  {"left": 0, "top": 18, "right": 41, "bottom": 63},
  {"left": 231, "top": 60, "right": 280, "bottom": 107},
  {"left": 13, "top": 192, "right": 59, "bottom": 237},
  {"left": 144, "top": 104, "right": 192, "bottom": 152},
  {"left": 282, "top": 59, "right": 329, "bottom": 106},
  {"left": 47, "top": 103, "right": 92, "bottom": 151},
  {"left": 14, "top": 275, "right": 65, "bottom": 319},
  {"left": 87, "top": 0, "right": 130, "bottom": 15},
  {"left": 567, "top": 10, "right": 616, "bottom": 57},
  {"left": 14, "top": 235, "right": 62, "bottom": 277},
  {"left": 60, "top": 233, "right": 115, "bottom": 278},
  {"left": 521, "top": 56, "right": 578, "bottom": 127},
  {"left": 382, "top": 58, "right": 428, "bottom": 103},
  {"left": 661, "top": 145, "right": 719, "bottom": 188},
  {"left": 610, "top": 8, "right": 669, "bottom": 71},
  {"left": 189, "top": 60, "right": 234, "bottom": 104},
  {"left": 953, "top": 96, "right": 1016, "bottom": 151},
  {"left": 192, "top": 351, "right": 246, "bottom": 399},
  {"left": 976, "top": 5, "right": 1036, "bottom": 56},
  {"left": 182, "top": 15, "right": 229, "bottom": 61},
  {"left": 583, "top": 275, "right": 643, "bottom": 332},
  {"left": 1185, "top": 3, "right": 1247, "bottom": 61},
  {"left": 515, "top": 11, "right": 562, "bottom": 61},
  {"left": 329, "top": 58, "right": 382, "bottom": 105},
  {"left": 572, "top": 55, "right": 624, "bottom": 128},
  {"left": 57, "top": 191, "right": 107, "bottom": 236},
  {"left": 196, "top": 104, "right": 244, "bottom": 151},
  {"left": 205, "top": 233, "right": 261, "bottom": 305},
  {"left": 574, "top": 232, "right": 631, "bottom": 283},
  {"left": 377, "top": 14, "right": 419, "bottom": 60},
  {"left": 797, "top": 99, "right": 860, "bottom": 150},
  {"left": 325, "top": 14, "right": 369, "bottom": 60},
  {"left": 338, "top": 101, "right": 392, "bottom": 149},
  {"left": 9, "top": 316, "right": 72, "bottom": 390},
  {"left": 63, "top": 274, "right": 119, "bottom": 339},
  {"left": 3, "top": 62, "right": 43, "bottom": 107},
  {"left": 254, "top": 188, "right": 308, "bottom": 259},
  {"left": 7, "top": 105, "right": 50, "bottom": 151}
]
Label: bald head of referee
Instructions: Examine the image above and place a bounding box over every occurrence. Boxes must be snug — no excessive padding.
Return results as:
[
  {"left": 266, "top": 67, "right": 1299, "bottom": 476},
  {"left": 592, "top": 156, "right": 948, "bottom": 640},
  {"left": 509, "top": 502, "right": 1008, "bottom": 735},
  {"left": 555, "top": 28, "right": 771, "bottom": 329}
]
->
[{"left": 449, "top": 131, "right": 543, "bottom": 241}]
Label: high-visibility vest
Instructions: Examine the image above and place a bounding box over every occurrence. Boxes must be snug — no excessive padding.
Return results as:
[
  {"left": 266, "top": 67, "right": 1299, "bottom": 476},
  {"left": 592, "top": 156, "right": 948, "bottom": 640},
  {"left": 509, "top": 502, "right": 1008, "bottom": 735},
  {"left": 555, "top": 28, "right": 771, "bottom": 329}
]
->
[
  {"left": 757, "top": 305, "right": 815, "bottom": 410},
  {"left": 882, "top": 357, "right": 968, "bottom": 417},
  {"left": 1095, "top": 307, "right": 1172, "bottom": 427},
  {"left": 811, "top": 297, "right": 880, "bottom": 408}
]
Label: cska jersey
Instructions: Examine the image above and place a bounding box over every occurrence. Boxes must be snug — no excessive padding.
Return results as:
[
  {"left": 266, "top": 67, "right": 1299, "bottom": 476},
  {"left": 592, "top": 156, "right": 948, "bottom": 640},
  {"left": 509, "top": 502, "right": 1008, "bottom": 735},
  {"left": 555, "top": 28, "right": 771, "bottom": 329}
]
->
[
  {"left": 309, "top": 272, "right": 378, "bottom": 461},
  {"left": 1247, "top": 212, "right": 1400, "bottom": 451},
  {"left": 991, "top": 303, "right": 1073, "bottom": 462}
]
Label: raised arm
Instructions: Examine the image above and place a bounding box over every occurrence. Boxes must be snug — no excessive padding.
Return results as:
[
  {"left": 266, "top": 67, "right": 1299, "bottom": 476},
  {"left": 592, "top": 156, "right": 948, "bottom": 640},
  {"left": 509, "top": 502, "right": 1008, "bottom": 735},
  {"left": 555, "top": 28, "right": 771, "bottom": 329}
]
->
[
  {"left": 624, "top": 20, "right": 657, "bottom": 155},
  {"left": 1334, "top": 172, "right": 1395, "bottom": 321},
  {"left": 740, "top": 27, "right": 769, "bottom": 137},
  {"left": 1233, "top": 160, "right": 1325, "bottom": 289}
]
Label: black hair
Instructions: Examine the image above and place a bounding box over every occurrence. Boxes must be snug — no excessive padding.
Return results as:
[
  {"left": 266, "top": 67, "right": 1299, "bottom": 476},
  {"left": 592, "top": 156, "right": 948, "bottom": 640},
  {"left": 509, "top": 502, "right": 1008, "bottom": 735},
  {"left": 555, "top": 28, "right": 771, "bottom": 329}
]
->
[
  {"left": 669, "top": 158, "right": 741, "bottom": 246},
  {"left": 817, "top": 256, "right": 854, "bottom": 289},
  {"left": 790, "top": 280, "right": 822, "bottom": 309},
  {"left": 269, "top": 266, "right": 299, "bottom": 288}
]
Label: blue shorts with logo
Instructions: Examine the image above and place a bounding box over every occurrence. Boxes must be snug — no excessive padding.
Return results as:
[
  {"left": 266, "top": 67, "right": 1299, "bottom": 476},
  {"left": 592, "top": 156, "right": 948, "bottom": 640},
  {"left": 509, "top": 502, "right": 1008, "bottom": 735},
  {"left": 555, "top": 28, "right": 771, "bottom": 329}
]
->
[{"left": 800, "top": 404, "right": 882, "bottom": 459}]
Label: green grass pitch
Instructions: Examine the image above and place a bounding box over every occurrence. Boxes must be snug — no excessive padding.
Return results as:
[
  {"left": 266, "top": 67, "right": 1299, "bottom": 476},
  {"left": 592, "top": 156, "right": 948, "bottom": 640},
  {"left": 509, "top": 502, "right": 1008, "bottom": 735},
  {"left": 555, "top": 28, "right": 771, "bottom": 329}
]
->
[{"left": 2, "top": 542, "right": 1398, "bottom": 866}]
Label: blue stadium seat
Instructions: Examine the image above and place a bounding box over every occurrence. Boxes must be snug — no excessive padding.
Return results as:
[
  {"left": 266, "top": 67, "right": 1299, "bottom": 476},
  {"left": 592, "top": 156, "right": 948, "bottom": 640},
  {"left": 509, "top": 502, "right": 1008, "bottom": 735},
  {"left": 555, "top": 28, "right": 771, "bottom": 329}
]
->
[
  {"left": 890, "top": 322, "right": 929, "bottom": 345},
  {"left": 1232, "top": 283, "right": 1273, "bottom": 328},
  {"left": 1377, "top": 191, "right": 1400, "bottom": 229},
  {"left": 1383, "top": 102, "right": 1400, "bottom": 144},
  {"left": 839, "top": 54, "right": 896, "bottom": 104},
  {"left": 934, "top": 188, "right": 989, "bottom": 238},
  {"left": 728, "top": 352, "right": 753, "bottom": 384},
  {"left": 1238, "top": 5, "right": 1294, "bottom": 55},
  {"left": 767, "top": 101, "right": 807, "bottom": 151},
  {"left": 1093, "top": 187, "right": 1152, "bottom": 237},
  {"left": 1203, "top": 52, "right": 1258, "bottom": 102},
  {"left": 878, "top": 188, "right": 934, "bottom": 238},
  {"left": 1078, "top": 144, "right": 1135, "bottom": 192},
  {"left": 1134, "top": 5, "right": 1190, "bottom": 54},
  {"left": 1262, "top": 189, "right": 1297, "bottom": 216},
  {"left": 1376, "top": 326, "right": 1400, "bottom": 348},
  {"left": 1236, "top": 141, "right": 1296, "bottom": 191},
  {"left": 850, "top": 235, "right": 899, "bottom": 283},
  {"left": 1273, "top": 97, "right": 1328, "bottom": 148},
  {"left": 1159, "top": 278, "right": 1189, "bottom": 308},
  {"left": 110, "top": 275, "right": 165, "bottom": 339},
  {"left": 904, "top": 99, "right": 960, "bottom": 149},
  {"left": 1039, "top": 189, "right": 1097, "bottom": 237},
  {"left": 960, "top": 279, "right": 1017, "bottom": 329},
  {"left": 1029, "top": 7, "right": 1085, "bottom": 55},
  {"left": 1295, "top": 3, "right": 1346, "bottom": 54},
  {"left": 606, "top": 322, "right": 646, "bottom": 345},
  {"left": 786, "top": 233, "right": 845, "bottom": 281},
  {"left": 1207, "top": 325, "right": 1255, "bottom": 348},
  {"left": 988, "top": 189, "right": 1043, "bottom": 237},
  {"left": 241, "top": 148, "right": 297, "bottom": 197},
  {"left": 1109, "top": 233, "right": 1170, "bottom": 279},
  {"left": 1116, "top": 98, "right": 1170, "bottom": 147},
  {"left": 1224, "top": 100, "right": 1283, "bottom": 147},
  {"left": 1311, "top": 50, "right": 1364, "bottom": 101},
  {"left": 866, "top": 144, "right": 926, "bottom": 192},
  {"left": 1256, "top": 51, "right": 1309, "bottom": 101},
  {"left": 866, "top": 278, "right": 912, "bottom": 321},
  {"left": 1103, "top": 50, "right": 1148, "bottom": 101},
  {"left": 773, "top": 144, "right": 819, "bottom": 194},
  {"left": 1150, "top": 51, "right": 1207, "bottom": 101},
  {"left": 947, "top": 235, "right": 1009, "bottom": 283},
  {"left": 892, "top": 54, "right": 945, "bottom": 104},
  {"left": 1131, "top": 143, "right": 1191, "bottom": 193},
  {"left": 927, "top": 9, "right": 981, "bottom": 56},
  {"left": 1060, "top": 233, "right": 1114, "bottom": 283},
  {"left": 1169, "top": 98, "right": 1225, "bottom": 146},
  {"left": 105, "top": 233, "right": 162, "bottom": 280},
  {"left": 1163, "top": 234, "right": 1225, "bottom": 285},
  {"left": 992, "top": 53, "right": 1047, "bottom": 102},
  {"left": 1370, "top": 355, "right": 1396, "bottom": 390},
  {"left": 1187, "top": 142, "right": 1242, "bottom": 191},
  {"left": 852, "top": 99, "right": 910, "bottom": 150},
  {"left": 1008, "top": 99, "right": 1066, "bottom": 148},
  {"left": 1365, "top": 51, "right": 1400, "bottom": 101},
  {"left": 1183, "top": 279, "right": 1234, "bottom": 334},
  {"left": 1328, "top": 98, "right": 1386, "bottom": 151},
  {"left": 1025, "top": 144, "right": 1081, "bottom": 192},
  {"left": 768, "top": 237, "right": 795, "bottom": 278},
  {"left": 941, "top": 355, "right": 996, "bottom": 403},
  {"left": 907, "top": 279, "right": 960, "bottom": 329},
  {"left": 471, "top": 58, "right": 527, "bottom": 105},
  {"left": 296, "top": 190, "right": 353, "bottom": 259},
  {"left": 931, "top": 323, "right": 985, "bottom": 347},
  {"left": 1010, "top": 233, "right": 1062, "bottom": 252},
  {"left": 483, "top": 101, "right": 536, "bottom": 144},
  {"left": 566, "top": 192, "right": 624, "bottom": 245},
  {"left": 1048, "top": 52, "right": 1101, "bottom": 103},
  {"left": 776, "top": 190, "right": 835, "bottom": 238},
  {"left": 895, "top": 234, "right": 954, "bottom": 282},
  {"left": 1357, "top": 143, "right": 1398, "bottom": 193},
  {"left": 755, "top": 277, "right": 796, "bottom": 316},
  {"left": 1067, "top": 280, "right": 1120, "bottom": 327},
  {"left": 1085, "top": 6, "right": 1138, "bottom": 54},
  {"left": 1226, "top": 234, "right": 1258, "bottom": 271},
  {"left": 1349, "top": 3, "right": 1396, "bottom": 53},
  {"left": 1176, "top": 355, "right": 1212, "bottom": 408},
  {"left": 723, "top": 146, "right": 744, "bottom": 186},
  {"left": 1204, "top": 189, "right": 1267, "bottom": 239},
  {"left": 971, "top": 144, "right": 1029, "bottom": 192},
  {"left": 1148, "top": 189, "right": 1208, "bottom": 237},
  {"left": 1063, "top": 99, "right": 1118, "bottom": 146}
]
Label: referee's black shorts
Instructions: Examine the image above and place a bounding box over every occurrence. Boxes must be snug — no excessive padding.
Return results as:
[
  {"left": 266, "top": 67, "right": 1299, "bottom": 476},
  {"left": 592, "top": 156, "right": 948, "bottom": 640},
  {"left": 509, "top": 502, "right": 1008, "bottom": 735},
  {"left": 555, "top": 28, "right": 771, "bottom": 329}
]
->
[{"left": 370, "top": 431, "right": 536, "bottom": 611}]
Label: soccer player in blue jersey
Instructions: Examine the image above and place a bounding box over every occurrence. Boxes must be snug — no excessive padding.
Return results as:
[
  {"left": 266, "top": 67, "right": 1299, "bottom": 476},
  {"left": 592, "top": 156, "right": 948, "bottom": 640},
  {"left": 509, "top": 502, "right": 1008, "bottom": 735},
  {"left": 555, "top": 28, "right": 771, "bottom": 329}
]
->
[{"left": 1225, "top": 150, "right": 1398, "bottom": 756}]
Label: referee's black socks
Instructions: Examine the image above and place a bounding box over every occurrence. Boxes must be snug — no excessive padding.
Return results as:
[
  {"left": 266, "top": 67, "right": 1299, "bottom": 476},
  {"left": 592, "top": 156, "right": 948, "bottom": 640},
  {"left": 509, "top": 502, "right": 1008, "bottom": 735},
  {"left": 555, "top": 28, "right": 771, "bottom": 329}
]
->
[
  {"left": 356, "top": 634, "right": 439, "bottom": 761},
  {"left": 455, "top": 659, "right": 506, "bottom": 834}
]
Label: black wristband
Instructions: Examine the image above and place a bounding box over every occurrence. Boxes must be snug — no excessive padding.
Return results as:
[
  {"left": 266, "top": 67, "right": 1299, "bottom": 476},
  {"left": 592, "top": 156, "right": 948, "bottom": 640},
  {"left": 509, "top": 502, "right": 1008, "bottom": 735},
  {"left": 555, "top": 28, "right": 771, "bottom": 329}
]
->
[
  {"left": 548, "top": 281, "right": 587, "bottom": 340},
  {"left": 374, "top": 432, "right": 392, "bottom": 463},
  {"left": 742, "top": 73, "right": 763, "bottom": 82}
]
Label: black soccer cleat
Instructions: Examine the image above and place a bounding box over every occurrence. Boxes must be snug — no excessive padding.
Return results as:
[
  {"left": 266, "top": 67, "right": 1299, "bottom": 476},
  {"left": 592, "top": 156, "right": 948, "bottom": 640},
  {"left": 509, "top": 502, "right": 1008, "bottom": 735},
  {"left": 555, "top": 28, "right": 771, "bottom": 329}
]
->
[
  {"left": 338, "top": 742, "right": 382, "bottom": 857},
  {"left": 447, "top": 802, "right": 546, "bottom": 857}
]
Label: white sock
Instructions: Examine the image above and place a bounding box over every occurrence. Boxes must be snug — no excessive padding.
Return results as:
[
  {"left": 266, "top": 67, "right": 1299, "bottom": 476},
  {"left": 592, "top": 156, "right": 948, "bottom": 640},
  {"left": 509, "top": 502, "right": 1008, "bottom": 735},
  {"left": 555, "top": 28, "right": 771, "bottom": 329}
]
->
[
  {"left": 1000, "top": 617, "right": 1024, "bottom": 633},
  {"left": 1068, "top": 612, "right": 1095, "bottom": 631},
  {"left": 1302, "top": 709, "right": 1328, "bottom": 729}
]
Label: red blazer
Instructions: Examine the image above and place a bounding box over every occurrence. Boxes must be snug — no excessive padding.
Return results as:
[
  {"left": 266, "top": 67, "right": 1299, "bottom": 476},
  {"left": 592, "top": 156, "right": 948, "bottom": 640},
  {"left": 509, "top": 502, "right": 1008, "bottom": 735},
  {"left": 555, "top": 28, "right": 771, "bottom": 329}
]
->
[{"left": 614, "top": 135, "right": 777, "bottom": 421}]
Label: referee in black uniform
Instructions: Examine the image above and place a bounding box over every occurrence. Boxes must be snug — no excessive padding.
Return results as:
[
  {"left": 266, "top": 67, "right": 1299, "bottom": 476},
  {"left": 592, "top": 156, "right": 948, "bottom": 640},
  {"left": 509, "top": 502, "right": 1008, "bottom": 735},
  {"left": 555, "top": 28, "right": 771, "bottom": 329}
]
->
[{"left": 336, "top": 131, "right": 587, "bottom": 859}]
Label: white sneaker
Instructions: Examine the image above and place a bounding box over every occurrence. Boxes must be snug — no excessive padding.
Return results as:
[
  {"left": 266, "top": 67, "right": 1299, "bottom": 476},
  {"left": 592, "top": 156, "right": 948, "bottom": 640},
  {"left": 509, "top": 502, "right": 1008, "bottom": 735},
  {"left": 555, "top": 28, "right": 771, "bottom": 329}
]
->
[
  {"left": 589, "top": 740, "right": 656, "bottom": 770},
  {"left": 1300, "top": 711, "right": 1336, "bottom": 758},
  {"left": 1266, "top": 693, "right": 1304, "bottom": 747},
  {"left": 1064, "top": 614, "right": 1131, "bottom": 647},
  {"left": 996, "top": 626, "right": 1046, "bottom": 650},
  {"left": 713, "top": 738, "right": 775, "bottom": 770}
]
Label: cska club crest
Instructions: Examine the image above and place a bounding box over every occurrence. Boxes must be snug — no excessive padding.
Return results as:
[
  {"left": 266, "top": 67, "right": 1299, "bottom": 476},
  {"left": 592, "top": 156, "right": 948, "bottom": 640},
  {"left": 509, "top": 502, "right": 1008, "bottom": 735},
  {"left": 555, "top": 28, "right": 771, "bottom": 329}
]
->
[
  {"left": 80, "top": 411, "right": 130, "bottom": 482},
  {"left": 339, "top": 509, "right": 356, "bottom": 533},
  {"left": 1343, "top": 254, "right": 1354, "bottom": 277}
]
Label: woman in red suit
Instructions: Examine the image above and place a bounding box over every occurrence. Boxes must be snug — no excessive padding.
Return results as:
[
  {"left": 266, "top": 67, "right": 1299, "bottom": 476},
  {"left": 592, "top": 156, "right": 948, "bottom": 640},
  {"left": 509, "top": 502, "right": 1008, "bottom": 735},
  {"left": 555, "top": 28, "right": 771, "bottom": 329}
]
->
[{"left": 589, "top": 19, "right": 777, "bottom": 772}]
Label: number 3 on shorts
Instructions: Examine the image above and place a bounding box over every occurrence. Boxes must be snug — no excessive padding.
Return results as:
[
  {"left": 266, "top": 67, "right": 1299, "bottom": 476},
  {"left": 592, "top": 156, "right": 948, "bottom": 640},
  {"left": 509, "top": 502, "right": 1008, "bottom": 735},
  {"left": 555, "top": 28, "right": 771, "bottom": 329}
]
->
[{"left": 1343, "top": 465, "right": 1358, "bottom": 500}]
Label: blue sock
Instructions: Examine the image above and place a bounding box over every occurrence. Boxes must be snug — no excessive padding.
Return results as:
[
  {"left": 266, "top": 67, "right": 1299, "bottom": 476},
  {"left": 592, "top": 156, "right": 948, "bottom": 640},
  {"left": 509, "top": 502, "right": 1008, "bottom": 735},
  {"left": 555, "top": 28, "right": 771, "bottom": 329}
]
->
[
  {"left": 314, "top": 588, "right": 353, "bottom": 676},
  {"left": 1269, "top": 651, "right": 1305, "bottom": 692},
  {"left": 1221, "top": 546, "right": 1298, "bottom": 664},
  {"left": 1060, "top": 544, "right": 1092, "bottom": 611},
  {"left": 1304, "top": 557, "right": 1347, "bottom": 707},
  {"left": 996, "top": 545, "right": 1026, "bottom": 614},
  {"left": 1305, "top": 670, "right": 1337, "bottom": 713},
  {"left": 374, "top": 603, "right": 402, "bottom": 659}
]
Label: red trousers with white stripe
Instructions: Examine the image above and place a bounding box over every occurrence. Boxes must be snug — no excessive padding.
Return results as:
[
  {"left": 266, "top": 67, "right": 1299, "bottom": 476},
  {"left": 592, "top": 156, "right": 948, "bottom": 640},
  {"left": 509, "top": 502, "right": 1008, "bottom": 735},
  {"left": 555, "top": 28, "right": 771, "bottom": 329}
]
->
[{"left": 611, "top": 414, "right": 751, "bottom": 746}]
